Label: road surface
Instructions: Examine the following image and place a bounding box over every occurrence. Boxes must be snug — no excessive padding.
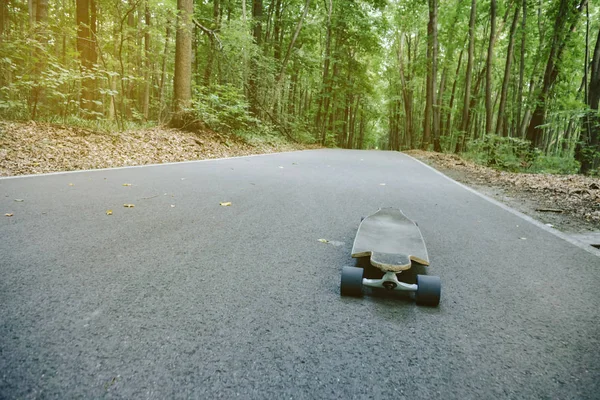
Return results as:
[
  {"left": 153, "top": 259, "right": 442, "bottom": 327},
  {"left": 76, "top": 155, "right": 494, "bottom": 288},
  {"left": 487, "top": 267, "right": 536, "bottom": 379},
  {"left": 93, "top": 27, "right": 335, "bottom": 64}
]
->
[{"left": 1, "top": 149, "right": 599, "bottom": 399}]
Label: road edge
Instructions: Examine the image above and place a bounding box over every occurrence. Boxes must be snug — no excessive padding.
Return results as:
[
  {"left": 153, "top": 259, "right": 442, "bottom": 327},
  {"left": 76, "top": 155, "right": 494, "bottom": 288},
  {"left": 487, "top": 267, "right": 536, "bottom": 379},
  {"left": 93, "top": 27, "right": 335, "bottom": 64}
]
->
[
  {"left": 403, "top": 153, "right": 600, "bottom": 258},
  {"left": 0, "top": 150, "right": 308, "bottom": 180}
]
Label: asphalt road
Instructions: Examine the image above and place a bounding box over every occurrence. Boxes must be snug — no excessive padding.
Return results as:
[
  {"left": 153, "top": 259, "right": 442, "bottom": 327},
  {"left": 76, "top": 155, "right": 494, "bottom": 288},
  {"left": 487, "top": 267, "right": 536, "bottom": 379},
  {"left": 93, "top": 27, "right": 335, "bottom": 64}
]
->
[{"left": 1, "top": 149, "right": 599, "bottom": 399}]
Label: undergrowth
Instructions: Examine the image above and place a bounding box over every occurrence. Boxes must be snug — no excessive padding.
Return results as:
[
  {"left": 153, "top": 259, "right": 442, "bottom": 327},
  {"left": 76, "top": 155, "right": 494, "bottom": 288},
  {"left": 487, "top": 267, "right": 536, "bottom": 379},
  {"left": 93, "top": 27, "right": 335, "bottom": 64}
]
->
[{"left": 465, "top": 134, "right": 580, "bottom": 174}]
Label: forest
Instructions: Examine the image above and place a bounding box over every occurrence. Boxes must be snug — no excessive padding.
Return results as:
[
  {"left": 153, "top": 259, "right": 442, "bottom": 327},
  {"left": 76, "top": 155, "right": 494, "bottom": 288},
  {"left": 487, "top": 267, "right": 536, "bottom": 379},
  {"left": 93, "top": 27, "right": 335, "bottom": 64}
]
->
[{"left": 0, "top": 0, "right": 599, "bottom": 174}]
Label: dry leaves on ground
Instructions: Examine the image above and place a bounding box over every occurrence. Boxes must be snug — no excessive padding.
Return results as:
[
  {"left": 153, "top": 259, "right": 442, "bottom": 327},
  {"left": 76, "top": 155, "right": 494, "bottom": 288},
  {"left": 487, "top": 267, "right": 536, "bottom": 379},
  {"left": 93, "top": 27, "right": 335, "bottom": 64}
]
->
[
  {"left": 0, "top": 121, "right": 315, "bottom": 177},
  {"left": 407, "top": 150, "right": 600, "bottom": 225}
]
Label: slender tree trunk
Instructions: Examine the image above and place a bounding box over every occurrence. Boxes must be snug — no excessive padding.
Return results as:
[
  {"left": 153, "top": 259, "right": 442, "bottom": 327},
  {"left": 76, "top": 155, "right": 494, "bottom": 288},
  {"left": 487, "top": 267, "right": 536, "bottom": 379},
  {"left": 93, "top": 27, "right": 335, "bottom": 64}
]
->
[
  {"left": 0, "top": 0, "right": 8, "bottom": 41},
  {"left": 496, "top": 4, "right": 519, "bottom": 136},
  {"left": 248, "top": 0, "right": 263, "bottom": 115},
  {"left": 443, "top": 49, "right": 463, "bottom": 142},
  {"left": 76, "top": 0, "right": 97, "bottom": 115},
  {"left": 170, "top": 0, "right": 193, "bottom": 128},
  {"left": 526, "top": 0, "right": 588, "bottom": 148},
  {"left": 398, "top": 34, "right": 413, "bottom": 149},
  {"left": 516, "top": 0, "right": 527, "bottom": 136},
  {"left": 142, "top": 4, "right": 151, "bottom": 120},
  {"left": 457, "top": 0, "right": 476, "bottom": 153},
  {"left": 316, "top": 0, "right": 333, "bottom": 142},
  {"left": 431, "top": 0, "right": 440, "bottom": 152},
  {"left": 576, "top": 22, "right": 600, "bottom": 173},
  {"left": 422, "top": 0, "right": 436, "bottom": 150},
  {"left": 158, "top": 19, "right": 171, "bottom": 123},
  {"left": 485, "top": 0, "right": 497, "bottom": 135}
]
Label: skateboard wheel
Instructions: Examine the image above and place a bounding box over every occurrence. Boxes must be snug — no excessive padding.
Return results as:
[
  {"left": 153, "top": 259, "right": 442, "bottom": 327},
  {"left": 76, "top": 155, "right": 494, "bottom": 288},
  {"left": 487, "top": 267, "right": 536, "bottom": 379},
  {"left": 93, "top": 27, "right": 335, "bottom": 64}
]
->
[
  {"left": 415, "top": 275, "right": 441, "bottom": 306},
  {"left": 340, "top": 266, "right": 364, "bottom": 297}
]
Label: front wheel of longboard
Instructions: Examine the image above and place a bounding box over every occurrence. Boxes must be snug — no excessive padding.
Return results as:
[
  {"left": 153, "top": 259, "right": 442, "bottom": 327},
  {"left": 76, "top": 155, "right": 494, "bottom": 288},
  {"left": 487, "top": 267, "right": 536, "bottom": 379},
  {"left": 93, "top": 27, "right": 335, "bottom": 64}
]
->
[
  {"left": 415, "top": 275, "right": 441, "bottom": 306},
  {"left": 341, "top": 266, "right": 364, "bottom": 297}
]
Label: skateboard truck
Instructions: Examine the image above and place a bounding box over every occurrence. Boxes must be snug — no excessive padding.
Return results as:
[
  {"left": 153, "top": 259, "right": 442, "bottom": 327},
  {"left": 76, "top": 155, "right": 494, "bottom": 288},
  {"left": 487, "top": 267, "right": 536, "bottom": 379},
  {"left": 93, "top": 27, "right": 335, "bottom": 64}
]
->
[{"left": 365, "top": 271, "right": 417, "bottom": 292}]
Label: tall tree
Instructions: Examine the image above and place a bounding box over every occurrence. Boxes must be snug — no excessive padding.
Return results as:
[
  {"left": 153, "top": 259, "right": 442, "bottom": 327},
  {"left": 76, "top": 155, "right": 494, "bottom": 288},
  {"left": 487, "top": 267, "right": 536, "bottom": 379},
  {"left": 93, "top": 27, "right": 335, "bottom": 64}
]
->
[
  {"left": 485, "top": 0, "right": 496, "bottom": 135},
  {"left": 76, "top": 0, "right": 98, "bottom": 114},
  {"left": 422, "top": 0, "right": 437, "bottom": 150},
  {"left": 171, "top": 0, "right": 194, "bottom": 127},
  {"left": 457, "top": 0, "right": 476, "bottom": 153},
  {"left": 496, "top": 3, "right": 519, "bottom": 136},
  {"left": 525, "top": 0, "right": 588, "bottom": 148},
  {"left": 576, "top": 23, "right": 600, "bottom": 173}
]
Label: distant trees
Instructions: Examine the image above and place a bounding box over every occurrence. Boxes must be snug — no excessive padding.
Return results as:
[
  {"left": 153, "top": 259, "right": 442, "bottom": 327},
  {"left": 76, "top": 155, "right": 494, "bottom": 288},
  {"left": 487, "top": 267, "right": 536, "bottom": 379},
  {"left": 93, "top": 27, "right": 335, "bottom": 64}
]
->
[{"left": 0, "top": 0, "right": 598, "bottom": 172}]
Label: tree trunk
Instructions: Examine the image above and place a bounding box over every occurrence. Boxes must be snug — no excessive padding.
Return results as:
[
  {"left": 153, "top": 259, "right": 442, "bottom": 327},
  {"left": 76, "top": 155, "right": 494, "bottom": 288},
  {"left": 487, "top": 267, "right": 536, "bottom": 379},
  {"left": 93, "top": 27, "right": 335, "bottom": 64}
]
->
[
  {"left": 76, "top": 0, "right": 98, "bottom": 115},
  {"left": 158, "top": 19, "right": 171, "bottom": 123},
  {"left": 457, "top": 0, "right": 476, "bottom": 153},
  {"left": 422, "top": 0, "right": 436, "bottom": 150},
  {"left": 485, "top": 0, "right": 497, "bottom": 135},
  {"left": 576, "top": 22, "right": 600, "bottom": 173},
  {"left": 248, "top": 0, "right": 263, "bottom": 115},
  {"left": 398, "top": 35, "right": 413, "bottom": 149},
  {"left": 431, "top": 0, "right": 440, "bottom": 152},
  {"left": 170, "top": 0, "right": 193, "bottom": 128},
  {"left": 142, "top": 4, "right": 151, "bottom": 120},
  {"left": 516, "top": 0, "right": 527, "bottom": 136},
  {"left": 526, "top": 0, "right": 588, "bottom": 148},
  {"left": 316, "top": 0, "right": 333, "bottom": 142},
  {"left": 443, "top": 49, "right": 463, "bottom": 142},
  {"left": 496, "top": 3, "right": 519, "bottom": 136},
  {"left": 0, "top": 0, "right": 8, "bottom": 40}
]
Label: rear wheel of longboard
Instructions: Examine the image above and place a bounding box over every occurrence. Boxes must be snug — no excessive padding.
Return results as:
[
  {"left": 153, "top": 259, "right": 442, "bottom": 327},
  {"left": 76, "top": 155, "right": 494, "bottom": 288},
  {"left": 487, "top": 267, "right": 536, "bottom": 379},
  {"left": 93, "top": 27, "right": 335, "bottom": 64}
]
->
[
  {"left": 340, "top": 266, "right": 364, "bottom": 297},
  {"left": 415, "top": 275, "right": 441, "bottom": 306}
]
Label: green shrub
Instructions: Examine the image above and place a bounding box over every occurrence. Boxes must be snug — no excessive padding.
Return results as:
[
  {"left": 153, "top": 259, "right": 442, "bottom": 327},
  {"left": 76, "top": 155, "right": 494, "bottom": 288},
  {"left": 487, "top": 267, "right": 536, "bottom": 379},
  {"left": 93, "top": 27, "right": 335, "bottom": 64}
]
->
[
  {"left": 192, "top": 85, "right": 259, "bottom": 133},
  {"left": 466, "top": 134, "right": 534, "bottom": 172}
]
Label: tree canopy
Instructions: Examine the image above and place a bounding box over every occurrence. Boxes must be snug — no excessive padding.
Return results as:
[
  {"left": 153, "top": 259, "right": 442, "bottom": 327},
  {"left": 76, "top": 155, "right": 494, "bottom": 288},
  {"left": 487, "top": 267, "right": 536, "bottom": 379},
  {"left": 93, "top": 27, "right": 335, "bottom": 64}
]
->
[{"left": 0, "top": 0, "right": 598, "bottom": 172}]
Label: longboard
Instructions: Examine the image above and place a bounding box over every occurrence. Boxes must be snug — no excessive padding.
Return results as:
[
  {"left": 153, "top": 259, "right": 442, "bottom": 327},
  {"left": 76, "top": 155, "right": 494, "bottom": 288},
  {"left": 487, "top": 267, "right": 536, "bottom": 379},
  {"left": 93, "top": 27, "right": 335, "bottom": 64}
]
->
[{"left": 351, "top": 208, "right": 429, "bottom": 272}]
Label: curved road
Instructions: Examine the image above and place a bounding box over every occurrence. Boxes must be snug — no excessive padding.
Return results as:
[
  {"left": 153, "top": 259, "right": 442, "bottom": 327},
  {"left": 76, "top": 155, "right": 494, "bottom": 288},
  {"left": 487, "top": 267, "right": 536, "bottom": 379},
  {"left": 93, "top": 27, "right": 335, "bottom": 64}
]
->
[{"left": 1, "top": 149, "right": 599, "bottom": 399}]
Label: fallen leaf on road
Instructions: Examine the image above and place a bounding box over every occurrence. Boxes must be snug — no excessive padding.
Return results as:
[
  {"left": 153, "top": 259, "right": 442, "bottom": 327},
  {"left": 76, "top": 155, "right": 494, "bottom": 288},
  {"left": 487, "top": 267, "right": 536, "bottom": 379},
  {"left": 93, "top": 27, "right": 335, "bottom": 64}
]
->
[
  {"left": 123, "top": 204, "right": 135, "bottom": 208},
  {"left": 106, "top": 210, "right": 113, "bottom": 215},
  {"left": 318, "top": 239, "right": 329, "bottom": 243},
  {"left": 68, "top": 183, "right": 74, "bottom": 186},
  {"left": 122, "top": 183, "right": 132, "bottom": 186},
  {"left": 5, "top": 213, "right": 13, "bottom": 217},
  {"left": 220, "top": 202, "right": 231, "bottom": 206},
  {"left": 14, "top": 199, "right": 24, "bottom": 202}
]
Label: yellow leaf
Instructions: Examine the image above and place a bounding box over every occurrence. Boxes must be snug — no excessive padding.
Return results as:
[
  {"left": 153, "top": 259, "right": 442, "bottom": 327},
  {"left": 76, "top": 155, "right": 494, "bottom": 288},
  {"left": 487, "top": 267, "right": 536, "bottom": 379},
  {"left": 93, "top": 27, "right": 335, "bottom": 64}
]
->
[
  {"left": 220, "top": 202, "right": 232, "bottom": 206},
  {"left": 318, "top": 239, "right": 329, "bottom": 243},
  {"left": 123, "top": 204, "right": 135, "bottom": 208},
  {"left": 5, "top": 213, "right": 13, "bottom": 217},
  {"left": 68, "top": 183, "right": 74, "bottom": 186},
  {"left": 106, "top": 210, "right": 113, "bottom": 215},
  {"left": 122, "top": 183, "right": 132, "bottom": 186}
]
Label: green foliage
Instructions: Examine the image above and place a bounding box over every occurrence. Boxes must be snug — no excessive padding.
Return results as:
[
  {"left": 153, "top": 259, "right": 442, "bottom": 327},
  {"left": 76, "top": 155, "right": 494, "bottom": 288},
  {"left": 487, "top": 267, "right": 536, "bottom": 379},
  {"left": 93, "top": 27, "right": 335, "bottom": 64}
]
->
[
  {"left": 465, "top": 134, "right": 580, "bottom": 174},
  {"left": 466, "top": 134, "right": 534, "bottom": 172},
  {"left": 192, "top": 85, "right": 258, "bottom": 132}
]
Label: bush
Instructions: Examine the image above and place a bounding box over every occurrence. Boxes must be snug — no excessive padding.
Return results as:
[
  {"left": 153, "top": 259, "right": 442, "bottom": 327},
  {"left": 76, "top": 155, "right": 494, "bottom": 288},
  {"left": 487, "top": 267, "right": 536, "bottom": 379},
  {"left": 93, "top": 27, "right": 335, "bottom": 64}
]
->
[
  {"left": 466, "top": 134, "right": 534, "bottom": 172},
  {"left": 192, "top": 85, "right": 259, "bottom": 133}
]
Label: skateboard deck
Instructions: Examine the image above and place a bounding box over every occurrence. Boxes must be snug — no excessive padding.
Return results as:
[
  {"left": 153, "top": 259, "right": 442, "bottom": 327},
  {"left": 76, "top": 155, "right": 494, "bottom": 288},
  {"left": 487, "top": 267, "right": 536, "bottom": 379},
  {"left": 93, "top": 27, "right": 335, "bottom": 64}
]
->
[{"left": 351, "top": 208, "right": 429, "bottom": 272}]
